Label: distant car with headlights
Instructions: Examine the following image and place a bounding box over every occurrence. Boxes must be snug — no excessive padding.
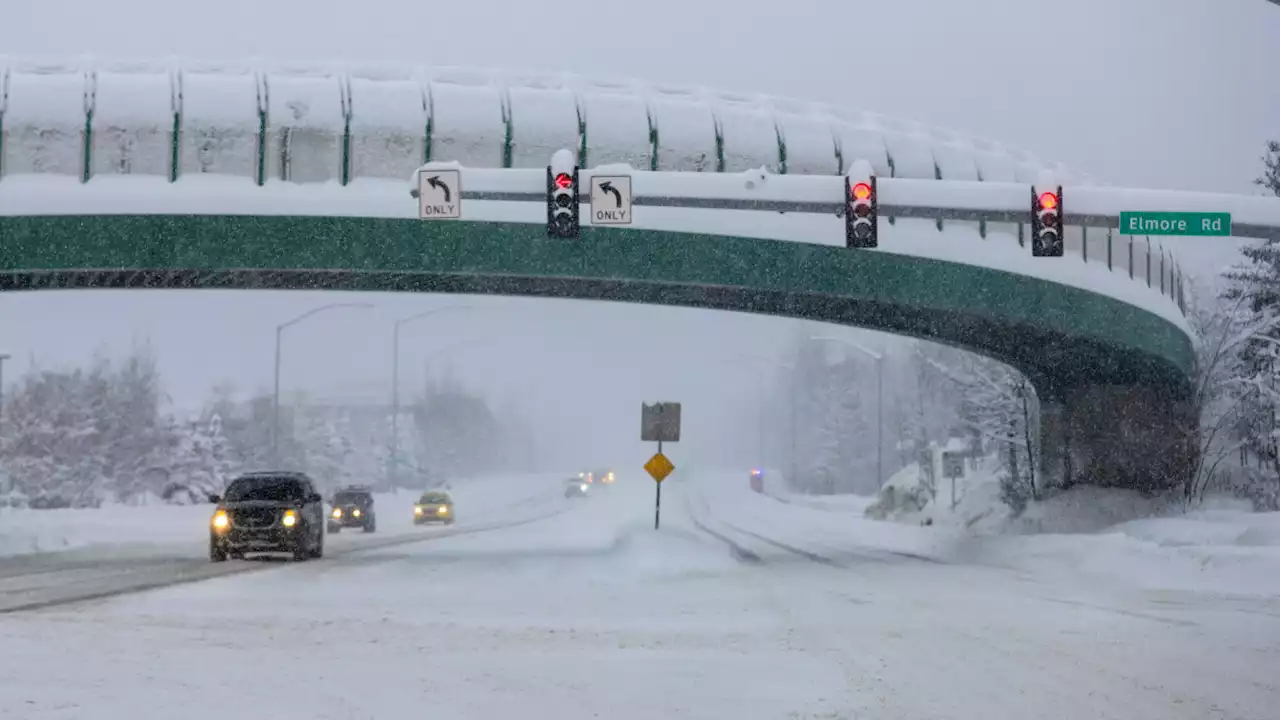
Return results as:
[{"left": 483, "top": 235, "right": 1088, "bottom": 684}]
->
[
  {"left": 577, "top": 469, "right": 615, "bottom": 485},
  {"left": 750, "top": 468, "right": 764, "bottom": 493},
  {"left": 208, "top": 471, "right": 325, "bottom": 562},
  {"left": 414, "top": 490, "right": 455, "bottom": 525},
  {"left": 564, "top": 477, "right": 590, "bottom": 498},
  {"left": 328, "top": 486, "right": 377, "bottom": 534}
]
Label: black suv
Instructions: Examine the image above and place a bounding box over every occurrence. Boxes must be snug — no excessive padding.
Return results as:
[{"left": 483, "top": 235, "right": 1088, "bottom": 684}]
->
[
  {"left": 328, "top": 486, "right": 377, "bottom": 533},
  {"left": 209, "top": 471, "right": 325, "bottom": 562}
]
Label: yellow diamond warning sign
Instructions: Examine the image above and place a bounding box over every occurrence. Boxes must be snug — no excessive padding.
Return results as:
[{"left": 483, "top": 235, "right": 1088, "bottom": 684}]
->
[{"left": 644, "top": 452, "right": 675, "bottom": 483}]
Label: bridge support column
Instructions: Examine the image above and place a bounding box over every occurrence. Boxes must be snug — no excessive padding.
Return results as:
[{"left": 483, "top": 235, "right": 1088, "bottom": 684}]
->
[
  {"left": 1038, "top": 399, "right": 1068, "bottom": 488},
  {"left": 1039, "top": 384, "right": 1196, "bottom": 493}
]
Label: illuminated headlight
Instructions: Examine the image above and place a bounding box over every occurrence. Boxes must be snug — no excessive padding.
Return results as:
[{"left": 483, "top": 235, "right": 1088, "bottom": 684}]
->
[
  {"left": 352, "top": 509, "right": 361, "bottom": 518},
  {"left": 580, "top": 484, "right": 588, "bottom": 491},
  {"left": 332, "top": 508, "right": 342, "bottom": 518},
  {"left": 414, "top": 506, "right": 424, "bottom": 515},
  {"left": 212, "top": 511, "right": 229, "bottom": 530},
  {"left": 282, "top": 510, "right": 298, "bottom": 528},
  {"left": 437, "top": 506, "right": 449, "bottom": 515}
]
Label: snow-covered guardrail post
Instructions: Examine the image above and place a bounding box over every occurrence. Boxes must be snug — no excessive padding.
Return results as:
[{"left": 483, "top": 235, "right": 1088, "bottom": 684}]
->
[{"left": 845, "top": 159, "right": 878, "bottom": 249}]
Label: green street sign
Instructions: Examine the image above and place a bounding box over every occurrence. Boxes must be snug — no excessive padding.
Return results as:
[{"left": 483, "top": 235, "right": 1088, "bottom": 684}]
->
[{"left": 1119, "top": 211, "right": 1231, "bottom": 237}]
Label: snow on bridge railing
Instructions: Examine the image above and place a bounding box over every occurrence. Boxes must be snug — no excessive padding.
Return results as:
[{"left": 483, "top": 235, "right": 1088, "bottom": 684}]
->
[{"left": 0, "top": 56, "right": 1248, "bottom": 319}]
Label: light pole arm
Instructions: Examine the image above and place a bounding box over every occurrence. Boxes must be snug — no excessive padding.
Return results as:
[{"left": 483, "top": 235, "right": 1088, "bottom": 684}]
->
[{"left": 279, "top": 302, "right": 375, "bottom": 333}]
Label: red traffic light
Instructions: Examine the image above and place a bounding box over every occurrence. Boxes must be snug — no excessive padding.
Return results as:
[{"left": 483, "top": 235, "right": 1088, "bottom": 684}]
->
[
  {"left": 852, "top": 182, "right": 873, "bottom": 201},
  {"left": 554, "top": 173, "right": 574, "bottom": 190},
  {"left": 1038, "top": 191, "right": 1058, "bottom": 210}
]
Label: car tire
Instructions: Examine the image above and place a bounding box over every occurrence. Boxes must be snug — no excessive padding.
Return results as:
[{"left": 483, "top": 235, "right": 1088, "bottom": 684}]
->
[
  {"left": 293, "top": 532, "right": 311, "bottom": 562},
  {"left": 363, "top": 517, "right": 376, "bottom": 533},
  {"left": 310, "top": 527, "right": 325, "bottom": 559},
  {"left": 210, "top": 539, "right": 228, "bottom": 563}
]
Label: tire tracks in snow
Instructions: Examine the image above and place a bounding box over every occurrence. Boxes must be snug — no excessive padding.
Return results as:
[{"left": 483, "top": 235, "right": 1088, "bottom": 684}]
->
[
  {"left": 0, "top": 495, "right": 579, "bottom": 615},
  {"left": 685, "top": 483, "right": 940, "bottom": 570}
]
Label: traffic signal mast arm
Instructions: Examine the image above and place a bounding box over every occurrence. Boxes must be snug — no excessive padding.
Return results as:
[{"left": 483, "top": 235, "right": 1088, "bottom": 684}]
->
[{"left": 408, "top": 162, "right": 1280, "bottom": 243}]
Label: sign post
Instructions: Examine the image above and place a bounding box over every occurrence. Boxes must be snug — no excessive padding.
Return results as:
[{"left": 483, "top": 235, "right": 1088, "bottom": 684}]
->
[
  {"left": 942, "top": 451, "right": 965, "bottom": 511},
  {"left": 1118, "top": 211, "right": 1231, "bottom": 237},
  {"left": 642, "top": 402, "right": 681, "bottom": 529}
]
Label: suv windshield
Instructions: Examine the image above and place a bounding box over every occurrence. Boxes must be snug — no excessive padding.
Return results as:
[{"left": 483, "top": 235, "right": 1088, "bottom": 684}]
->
[
  {"left": 419, "top": 493, "right": 449, "bottom": 504},
  {"left": 224, "top": 476, "right": 304, "bottom": 502},
  {"left": 333, "top": 492, "right": 371, "bottom": 506}
]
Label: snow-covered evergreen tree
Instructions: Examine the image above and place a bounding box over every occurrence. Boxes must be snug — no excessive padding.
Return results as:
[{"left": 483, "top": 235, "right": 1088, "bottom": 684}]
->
[
  {"left": 165, "top": 413, "right": 233, "bottom": 503},
  {"left": 1220, "top": 153, "right": 1280, "bottom": 509},
  {"left": 787, "top": 338, "right": 876, "bottom": 494},
  {"left": 924, "top": 351, "right": 1039, "bottom": 512},
  {"left": 0, "top": 348, "right": 174, "bottom": 506}
]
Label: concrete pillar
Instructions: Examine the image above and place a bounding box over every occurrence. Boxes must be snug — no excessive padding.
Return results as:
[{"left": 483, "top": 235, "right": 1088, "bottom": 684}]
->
[
  {"left": 1038, "top": 399, "right": 1068, "bottom": 488},
  {"left": 1056, "top": 384, "right": 1196, "bottom": 493}
]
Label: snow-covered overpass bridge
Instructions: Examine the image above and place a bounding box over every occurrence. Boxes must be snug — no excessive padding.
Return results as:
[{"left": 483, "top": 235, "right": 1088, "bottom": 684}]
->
[{"left": 2, "top": 58, "right": 1280, "bottom": 490}]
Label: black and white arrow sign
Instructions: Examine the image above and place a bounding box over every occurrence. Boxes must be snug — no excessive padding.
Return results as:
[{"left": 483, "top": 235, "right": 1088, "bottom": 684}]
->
[
  {"left": 590, "top": 175, "right": 633, "bottom": 226},
  {"left": 417, "top": 168, "right": 462, "bottom": 220},
  {"left": 427, "top": 175, "right": 452, "bottom": 203}
]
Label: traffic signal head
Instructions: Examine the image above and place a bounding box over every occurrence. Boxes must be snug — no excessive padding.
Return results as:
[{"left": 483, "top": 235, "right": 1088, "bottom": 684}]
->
[
  {"left": 547, "top": 166, "right": 580, "bottom": 238},
  {"left": 1032, "top": 187, "right": 1063, "bottom": 257},
  {"left": 846, "top": 176, "right": 878, "bottom": 248}
]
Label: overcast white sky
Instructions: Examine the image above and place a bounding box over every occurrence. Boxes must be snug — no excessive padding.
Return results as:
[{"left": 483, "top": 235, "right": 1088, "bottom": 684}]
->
[{"left": 1, "top": 0, "right": 1277, "bottom": 469}]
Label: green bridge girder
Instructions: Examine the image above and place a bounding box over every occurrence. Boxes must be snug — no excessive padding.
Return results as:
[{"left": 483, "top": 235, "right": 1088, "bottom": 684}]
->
[{"left": 0, "top": 214, "right": 1194, "bottom": 397}]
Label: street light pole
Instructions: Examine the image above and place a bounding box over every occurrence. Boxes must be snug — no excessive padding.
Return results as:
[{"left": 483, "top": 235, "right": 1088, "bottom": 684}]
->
[
  {"left": 809, "top": 335, "right": 886, "bottom": 490},
  {"left": 272, "top": 302, "right": 375, "bottom": 466},
  {"left": 876, "top": 353, "right": 884, "bottom": 490},
  {"left": 0, "top": 352, "right": 10, "bottom": 433},
  {"left": 389, "top": 305, "right": 474, "bottom": 488}
]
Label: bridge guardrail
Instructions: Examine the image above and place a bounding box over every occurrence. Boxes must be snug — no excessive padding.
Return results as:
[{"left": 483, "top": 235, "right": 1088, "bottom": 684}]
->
[{"left": 411, "top": 165, "right": 1280, "bottom": 317}]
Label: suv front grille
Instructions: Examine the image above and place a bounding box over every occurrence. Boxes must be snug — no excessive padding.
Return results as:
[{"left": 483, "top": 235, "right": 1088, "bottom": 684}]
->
[{"left": 232, "top": 508, "right": 278, "bottom": 528}]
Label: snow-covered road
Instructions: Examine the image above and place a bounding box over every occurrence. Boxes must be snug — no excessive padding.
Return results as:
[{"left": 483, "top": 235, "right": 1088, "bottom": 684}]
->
[
  {"left": 0, "top": 473, "right": 1277, "bottom": 719},
  {"left": 0, "top": 473, "right": 569, "bottom": 613}
]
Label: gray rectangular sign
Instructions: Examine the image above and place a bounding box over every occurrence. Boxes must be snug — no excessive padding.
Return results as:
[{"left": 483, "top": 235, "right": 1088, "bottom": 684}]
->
[
  {"left": 942, "top": 451, "right": 965, "bottom": 479},
  {"left": 641, "top": 402, "right": 682, "bottom": 442}
]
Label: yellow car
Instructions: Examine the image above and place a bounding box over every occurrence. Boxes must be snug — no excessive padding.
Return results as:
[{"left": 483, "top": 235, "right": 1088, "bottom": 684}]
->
[{"left": 413, "top": 490, "right": 455, "bottom": 525}]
